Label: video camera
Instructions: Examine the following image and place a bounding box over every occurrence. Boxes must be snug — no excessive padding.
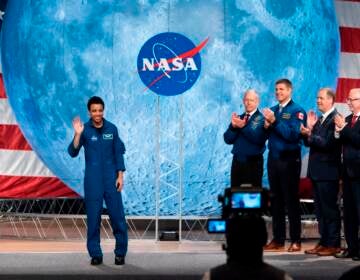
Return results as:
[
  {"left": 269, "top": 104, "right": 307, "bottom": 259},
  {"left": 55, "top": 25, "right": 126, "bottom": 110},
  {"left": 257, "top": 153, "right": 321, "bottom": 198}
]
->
[{"left": 207, "top": 185, "right": 267, "bottom": 233}]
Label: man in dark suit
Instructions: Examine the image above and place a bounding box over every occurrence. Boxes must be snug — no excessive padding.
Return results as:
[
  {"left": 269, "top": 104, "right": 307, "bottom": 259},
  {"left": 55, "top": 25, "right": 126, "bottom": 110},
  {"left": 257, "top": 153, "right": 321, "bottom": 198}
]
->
[
  {"left": 224, "top": 89, "right": 267, "bottom": 189},
  {"left": 300, "top": 88, "right": 341, "bottom": 256},
  {"left": 262, "top": 79, "right": 306, "bottom": 253},
  {"left": 334, "top": 88, "right": 360, "bottom": 261}
]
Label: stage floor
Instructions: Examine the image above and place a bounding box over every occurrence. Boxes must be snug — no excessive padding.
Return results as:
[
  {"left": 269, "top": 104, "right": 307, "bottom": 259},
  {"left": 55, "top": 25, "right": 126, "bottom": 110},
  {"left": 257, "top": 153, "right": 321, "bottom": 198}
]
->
[{"left": 0, "top": 239, "right": 359, "bottom": 280}]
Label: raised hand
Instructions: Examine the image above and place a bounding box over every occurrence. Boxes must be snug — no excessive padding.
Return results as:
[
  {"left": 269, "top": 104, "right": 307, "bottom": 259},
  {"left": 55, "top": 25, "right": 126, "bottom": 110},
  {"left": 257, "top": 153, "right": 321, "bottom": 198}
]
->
[
  {"left": 72, "top": 116, "right": 84, "bottom": 135},
  {"left": 307, "top": 110, "right": 318, "bottom": 130}
]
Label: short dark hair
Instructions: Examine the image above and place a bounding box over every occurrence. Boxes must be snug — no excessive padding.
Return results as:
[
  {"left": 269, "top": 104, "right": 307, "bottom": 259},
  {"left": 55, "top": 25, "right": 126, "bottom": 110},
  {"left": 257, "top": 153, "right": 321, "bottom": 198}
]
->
[
  {"left": 323, "top": 88, "right": 335, "bottom": 103},
  {"left": 87, "top": 96, "right": 105, "bottom": 111},
  {"left": 275, "top": 78, "right": 292, "bottom": 89}
]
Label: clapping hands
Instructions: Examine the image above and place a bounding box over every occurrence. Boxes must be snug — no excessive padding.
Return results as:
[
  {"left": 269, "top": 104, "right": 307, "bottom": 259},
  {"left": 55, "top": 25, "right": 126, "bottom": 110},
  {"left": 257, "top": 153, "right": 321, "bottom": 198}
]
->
[
  {"left": 306, "top": 110, "right": 318, "bottom": 131},
  {"left": 231, "top": 112, "right": 246, "bottom": 128},
  {"left": 262, "top": 108, "right": 275, "bottom": 128},
  {"left": 334, "top": 113, "right": 346, "bottom": 132}
]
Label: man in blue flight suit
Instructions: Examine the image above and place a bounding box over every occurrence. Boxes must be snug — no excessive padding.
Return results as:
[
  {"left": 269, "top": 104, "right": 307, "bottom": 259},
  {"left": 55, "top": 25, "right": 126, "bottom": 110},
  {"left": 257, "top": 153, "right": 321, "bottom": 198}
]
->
[
  {"left": 300, "top": 88, "right": 341, "bottom": 256},
  {"left": 224, "top": 89, "right": 267, "bottom": 189},
  {"left": 262, "top": 79, "right": 306, "bottom": 253},
  {"left": 68, "top": 96, "right": 127, "bottom": 266}
]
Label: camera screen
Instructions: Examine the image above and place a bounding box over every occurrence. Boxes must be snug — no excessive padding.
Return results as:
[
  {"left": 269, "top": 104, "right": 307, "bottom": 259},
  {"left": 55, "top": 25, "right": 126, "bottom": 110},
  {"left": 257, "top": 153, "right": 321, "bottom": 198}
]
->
[
  {"left": 231, "top": 192, "right": 261, "bottom": 209},
  {"left": 207, "top": 219, "right": 226, "bottom": 233}
]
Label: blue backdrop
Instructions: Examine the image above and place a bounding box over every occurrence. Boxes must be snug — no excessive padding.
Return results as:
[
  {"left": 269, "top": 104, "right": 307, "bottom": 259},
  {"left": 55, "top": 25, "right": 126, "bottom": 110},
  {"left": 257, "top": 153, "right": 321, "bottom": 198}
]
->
[{"left": 1, "top": 0, "right": 339, "bottom": 215}]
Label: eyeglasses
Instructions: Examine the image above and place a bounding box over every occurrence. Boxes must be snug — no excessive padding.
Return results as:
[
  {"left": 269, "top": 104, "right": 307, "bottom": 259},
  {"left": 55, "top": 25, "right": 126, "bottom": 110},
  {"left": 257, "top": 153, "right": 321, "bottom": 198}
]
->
[{"left": 346, "top": 98, "right": 360, "bottom": 102}]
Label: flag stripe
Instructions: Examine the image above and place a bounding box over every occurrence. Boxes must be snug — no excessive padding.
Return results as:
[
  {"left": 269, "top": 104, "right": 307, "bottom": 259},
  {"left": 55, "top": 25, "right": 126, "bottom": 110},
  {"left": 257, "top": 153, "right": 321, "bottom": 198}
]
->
[
  {"left": 340, "top": 0, "right": 360, "bottom": 3},
  {"left": 335, "top": 78, "right": 360, "bottom": 102},
  {"left": 340, "top": 27, "right": 360, "bottom": 53},
  {"left": 0, "top": 98, "right": 18, "bottom": 124},
  {"left": 0, "top": 77, "right": 5, "bottom": 98},
  {"left": 336, "top": 0, "right": 360, "bottom": 104},
  {"left": 0, "top": 73, "right": 79, "bottom": 197},
  {"left": 0, "top": 175, "right": 79, "bottom": 198},
  {"left": 335, "top": 102, "right": 351, "bottom": 116},
  {"left": 0, "top": 124, "right": 32, "bottom": 150},
  {"left": 0, "top": 149, "right": 55, "bottom": 177},
  {"left": 335, "top": 1, "right": 360, "bottom": 28},
  {"left": 339, "top": 52, "right": 360, "bottom": 78}
]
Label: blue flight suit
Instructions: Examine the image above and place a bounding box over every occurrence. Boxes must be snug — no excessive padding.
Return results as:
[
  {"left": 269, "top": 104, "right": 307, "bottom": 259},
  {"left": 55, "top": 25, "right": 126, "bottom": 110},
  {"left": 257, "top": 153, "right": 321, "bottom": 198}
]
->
[
  {"left": 68, "top": 118, "right": 128, "bottom": 258},
  {"left": 266, "top": 100, "right": 306, "bottom": 244},
  {"left": 224, "top": 109, "right": 267, "bottom": 188}
]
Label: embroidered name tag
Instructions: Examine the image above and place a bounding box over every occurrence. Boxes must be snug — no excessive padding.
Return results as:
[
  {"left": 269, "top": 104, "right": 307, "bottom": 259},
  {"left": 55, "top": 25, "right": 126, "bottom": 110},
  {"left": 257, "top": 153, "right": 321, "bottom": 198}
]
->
[
  {"left": 282, "top": 113, "right": 291, "bottom": 119},
  {"left": 103, "top": 134, "right": 113, "bottom": 140}
]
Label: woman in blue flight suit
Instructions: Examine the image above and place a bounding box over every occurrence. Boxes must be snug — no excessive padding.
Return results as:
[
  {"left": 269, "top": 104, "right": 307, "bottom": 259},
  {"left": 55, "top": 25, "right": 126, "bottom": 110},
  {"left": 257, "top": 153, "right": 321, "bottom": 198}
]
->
[{"left": 68, "top": 96, "right": 127, "bottom": 266}]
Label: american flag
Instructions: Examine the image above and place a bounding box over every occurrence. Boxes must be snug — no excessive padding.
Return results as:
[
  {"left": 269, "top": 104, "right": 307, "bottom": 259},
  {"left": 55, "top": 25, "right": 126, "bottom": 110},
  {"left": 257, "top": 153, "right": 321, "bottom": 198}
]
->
[
  {"left": 0, "top": 0, "right": 78, "bottom": 198},
  {"left": 0, "top": 1, "right": 359, "bottom": 198},
  {"left": 334, "top": 0, "right": 360, "bottom": 109}
]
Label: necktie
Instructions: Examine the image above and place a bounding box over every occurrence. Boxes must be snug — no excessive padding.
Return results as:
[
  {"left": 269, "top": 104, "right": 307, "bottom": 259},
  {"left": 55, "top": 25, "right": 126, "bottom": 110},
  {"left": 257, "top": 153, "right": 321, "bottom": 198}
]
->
[
  {"left": 319, "top": 115, "right": 324, "bottom": 124},
  {"left": 278, "top": 105, "right": 283, "bottom": 113},
  {"left": 351, "top": 115, "right": 358, "bottom": 128},
  {"left": 244, "top": 113, "right": 250, "bottom": 123}
]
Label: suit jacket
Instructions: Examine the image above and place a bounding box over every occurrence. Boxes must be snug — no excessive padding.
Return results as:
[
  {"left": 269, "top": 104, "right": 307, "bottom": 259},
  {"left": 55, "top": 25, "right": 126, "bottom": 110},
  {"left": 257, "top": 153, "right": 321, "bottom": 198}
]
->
[
  {"left": 304, "top": 110, "right": 341, "bottom": 181},
  {"left": 223, "top": 109, "right": 267, "bottom": 162},
  {"left": 340, "top": 114, "right": 360, "bottom": 179}
]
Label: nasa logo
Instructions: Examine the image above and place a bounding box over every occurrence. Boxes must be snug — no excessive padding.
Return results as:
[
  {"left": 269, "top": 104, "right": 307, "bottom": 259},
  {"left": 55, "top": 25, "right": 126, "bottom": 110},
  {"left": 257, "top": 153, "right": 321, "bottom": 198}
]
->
[{"left": 137, "top": 32, "right": 208, "bottom": 96}]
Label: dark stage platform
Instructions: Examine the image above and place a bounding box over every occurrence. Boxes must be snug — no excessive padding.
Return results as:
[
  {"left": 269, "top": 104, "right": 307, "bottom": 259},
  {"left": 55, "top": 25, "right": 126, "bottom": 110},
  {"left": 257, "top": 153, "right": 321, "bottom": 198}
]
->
[{"left": 0, "top": 240, "right": 359, "bottom": 280}]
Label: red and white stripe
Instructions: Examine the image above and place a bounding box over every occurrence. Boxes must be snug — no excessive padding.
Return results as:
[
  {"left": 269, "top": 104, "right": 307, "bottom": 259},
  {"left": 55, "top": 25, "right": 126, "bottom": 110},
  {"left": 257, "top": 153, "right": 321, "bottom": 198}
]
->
[
  {"left": 335, "top": 0, "right": 360, "bottom": 115},
  {"left": 0, "top": 74, "right": 78, "bottom": 198}
]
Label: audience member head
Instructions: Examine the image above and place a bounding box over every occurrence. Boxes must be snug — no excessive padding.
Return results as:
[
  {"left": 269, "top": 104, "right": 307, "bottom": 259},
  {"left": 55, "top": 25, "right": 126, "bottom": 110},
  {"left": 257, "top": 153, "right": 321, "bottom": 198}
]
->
[
  {"left": 338, "top": 265, "right": 360, "bottom": 280},
  {"left": 225, "top": 214, "right": 267, "bottom": 263}
]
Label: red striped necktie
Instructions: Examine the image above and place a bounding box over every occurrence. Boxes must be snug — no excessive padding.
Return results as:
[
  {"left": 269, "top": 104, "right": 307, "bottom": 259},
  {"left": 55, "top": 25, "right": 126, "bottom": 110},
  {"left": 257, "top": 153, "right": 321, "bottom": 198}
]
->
[{"left": 351, "top": 115, "right": 358, "bottom": 128}]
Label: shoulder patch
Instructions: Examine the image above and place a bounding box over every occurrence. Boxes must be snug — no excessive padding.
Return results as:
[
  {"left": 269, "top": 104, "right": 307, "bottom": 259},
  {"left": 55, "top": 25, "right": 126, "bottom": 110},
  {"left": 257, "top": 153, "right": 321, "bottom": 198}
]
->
[{"left": 296, "top": 112, "right": 304, "bottom": 120}]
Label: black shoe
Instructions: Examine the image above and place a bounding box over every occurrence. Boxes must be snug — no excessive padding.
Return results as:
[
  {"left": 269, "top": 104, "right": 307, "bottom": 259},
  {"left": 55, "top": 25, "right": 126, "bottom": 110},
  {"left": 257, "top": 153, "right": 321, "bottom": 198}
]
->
[
  {"left": 335, "top": 250, "right": 354, "bottom": 259},
  {"left": 91, "top": 256, "right": 103, "bottom": 265},
  {"left": 352, "top": 256, "right": 360, "bottom": 261},
  {"left": 115, "top": 256, "right": 125, "bottom": 265}
]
